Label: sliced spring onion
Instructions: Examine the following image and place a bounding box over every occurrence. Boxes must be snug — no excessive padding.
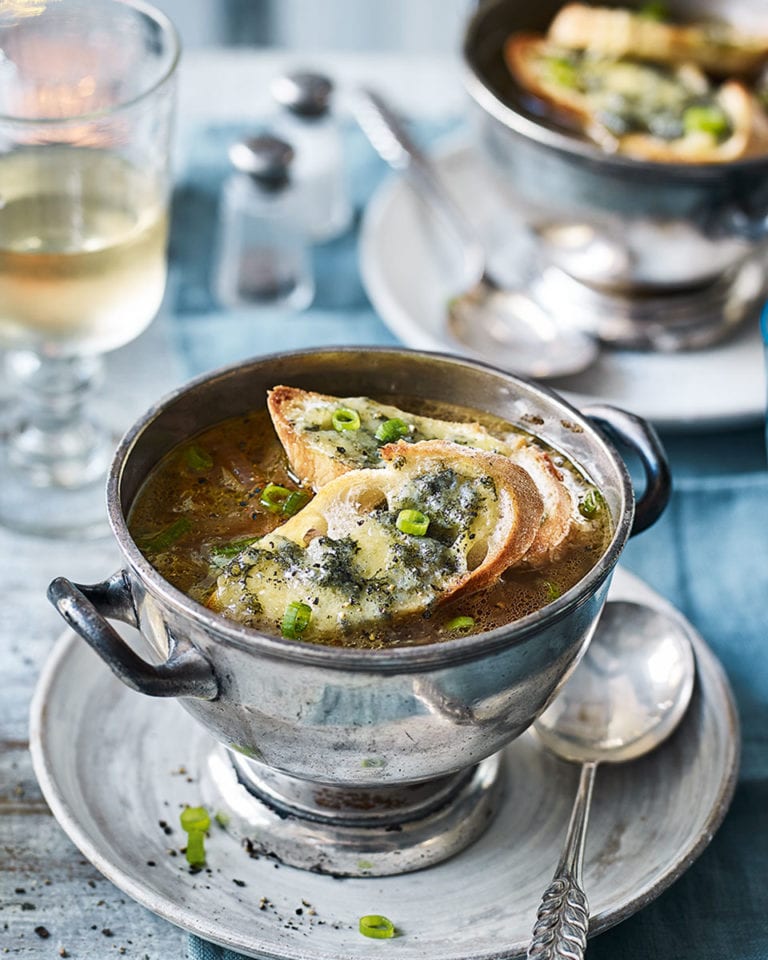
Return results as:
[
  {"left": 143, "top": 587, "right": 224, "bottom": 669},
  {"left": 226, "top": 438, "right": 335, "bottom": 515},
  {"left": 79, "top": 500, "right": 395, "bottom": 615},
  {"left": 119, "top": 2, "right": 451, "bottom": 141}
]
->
[
  {"left": 543, "top": 581, "right": 562, "bottom": 601},
  {"left": 375, "top": 418, "right": 410, "bottom": 443},
  {"left": 282, "top": 601, "right": 312, "bottom": 639},
  {"left": 638, "top": 0, "right": 668, "bottom": 20},
  {"left": 396, "top": 509, "right": 429, "bottom": 536},
  {"left": 683, "top": 104, "right": 729, "bottom": 138},
  {"left": 578, "top": 488, "right": 604, "bottom": 518},
  {"left": 260, "top": 483, "right": 311, "bottom": 516},
  {"left": 282, "top": 489, "right": 310, "bottom": 517},
  {"left": 359, "top": 915, "right": 396, "bottom": 939},
  {"left": 184, "top": 443, "right": 214, "bottom": 471},
  {"left": 446, "top": 615, "right": 475, "bottom": 633},
  {"left": 544, "top": 56, "right": 578, "bottom": 88},
  {"left": 180, "top": 806, "right": 211, "bottom": 868},
  {"left": 332, "top": 407, "right": 361, "bottom": 431},
  {"left": 137, "top": 517, "right": 191, "bottom": 553},
  {"left": 209, "top": 536, "right": 259, "bottom": 560},
  {"left": 260, "top": 483, "right": 292, "bottom": 513},
  {"left": 180, "top": 806, "right": 211, "bottom": 833}
]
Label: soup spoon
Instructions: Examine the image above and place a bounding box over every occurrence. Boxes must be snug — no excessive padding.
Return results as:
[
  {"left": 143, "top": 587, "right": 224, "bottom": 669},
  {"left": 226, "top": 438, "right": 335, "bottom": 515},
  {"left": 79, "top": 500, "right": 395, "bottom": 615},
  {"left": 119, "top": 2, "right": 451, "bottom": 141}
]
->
[
  {"left": 527, "top": 600, "right": 696, "bottom": 960},
  {"left": 353, "top": 89, "right": 598, "bottom": 380}
]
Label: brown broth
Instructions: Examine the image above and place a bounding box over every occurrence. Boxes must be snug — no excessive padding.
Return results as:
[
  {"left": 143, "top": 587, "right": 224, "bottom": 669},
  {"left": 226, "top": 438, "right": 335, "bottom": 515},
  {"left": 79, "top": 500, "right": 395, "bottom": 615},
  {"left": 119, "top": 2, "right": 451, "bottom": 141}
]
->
[{"left": 128, "top": 398, "right": 612, "bottom": 649}]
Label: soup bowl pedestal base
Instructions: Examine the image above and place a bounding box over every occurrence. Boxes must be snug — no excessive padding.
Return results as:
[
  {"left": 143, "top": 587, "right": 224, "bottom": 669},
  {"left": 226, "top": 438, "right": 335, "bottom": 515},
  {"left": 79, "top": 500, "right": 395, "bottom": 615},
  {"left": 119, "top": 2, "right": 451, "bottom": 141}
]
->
[{"left": 200, "top": 747, "right": 504, "bottom": 877}]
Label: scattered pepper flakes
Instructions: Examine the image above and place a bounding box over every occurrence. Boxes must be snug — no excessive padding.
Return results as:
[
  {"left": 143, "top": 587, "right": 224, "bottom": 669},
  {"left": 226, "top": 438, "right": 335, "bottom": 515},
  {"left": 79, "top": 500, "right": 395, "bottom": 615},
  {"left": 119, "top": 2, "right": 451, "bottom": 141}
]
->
[
  {"left": 34, "top": 927, "right": 50, "bottom": 939},
  {"left": 101, "top": 928, "right": 113, "bottom": 937}
]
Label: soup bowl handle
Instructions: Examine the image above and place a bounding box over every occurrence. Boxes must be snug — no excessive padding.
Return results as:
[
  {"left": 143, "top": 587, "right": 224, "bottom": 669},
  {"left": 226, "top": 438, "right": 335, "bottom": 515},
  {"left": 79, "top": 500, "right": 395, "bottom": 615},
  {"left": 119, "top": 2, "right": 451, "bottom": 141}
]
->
[
  {"left": 581, "top": 403, "right": 671, "bottom": 537},
  {"left": 47, "top": 575, "right": 219, "bottom": 700}
]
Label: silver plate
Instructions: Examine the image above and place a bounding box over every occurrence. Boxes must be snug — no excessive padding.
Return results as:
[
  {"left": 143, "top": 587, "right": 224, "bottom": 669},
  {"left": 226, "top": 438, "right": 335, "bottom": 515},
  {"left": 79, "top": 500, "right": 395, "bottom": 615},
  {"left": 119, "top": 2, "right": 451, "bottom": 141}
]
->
[
  {"left": 359, "top": 141, "right": 767, "bottom": 432},
  {"left": 29, "top": 567, "right": 739, "bottom": 960}
]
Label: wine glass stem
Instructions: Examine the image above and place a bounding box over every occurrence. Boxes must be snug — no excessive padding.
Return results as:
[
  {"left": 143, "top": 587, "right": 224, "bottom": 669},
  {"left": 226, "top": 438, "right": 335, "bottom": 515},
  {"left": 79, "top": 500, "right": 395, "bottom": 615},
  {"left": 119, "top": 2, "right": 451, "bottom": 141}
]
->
[{"left": 5, "top": 349, "right": 112, "bottom": 488}]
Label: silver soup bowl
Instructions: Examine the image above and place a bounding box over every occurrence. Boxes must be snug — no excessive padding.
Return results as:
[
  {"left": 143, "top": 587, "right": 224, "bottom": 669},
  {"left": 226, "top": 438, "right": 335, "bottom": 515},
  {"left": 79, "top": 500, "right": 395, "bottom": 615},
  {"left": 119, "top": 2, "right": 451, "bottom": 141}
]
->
[
  {"left": 463, "top": 0, "right": 768, "bottom": 348},
  {"left": 47, "top": 348, "right": 669, "bottom": 871}
]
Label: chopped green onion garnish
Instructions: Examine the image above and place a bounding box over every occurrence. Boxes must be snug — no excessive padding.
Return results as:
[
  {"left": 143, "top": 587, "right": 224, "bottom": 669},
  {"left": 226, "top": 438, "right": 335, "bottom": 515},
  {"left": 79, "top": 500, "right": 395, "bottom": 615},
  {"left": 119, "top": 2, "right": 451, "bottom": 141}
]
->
[
  {"left": 180, "top": 805, "right": 211, "bottom": 833},
  {"left": 375, "top": 418, "right": 410, "bottom": 443},
  {"left": 180, "top": 806, "right": 211, "bottom": 868},
  {"left": 543, "top": 581, "right": 562, "bottom": 601},
  {"left": 260, "top": 483, "right": 310, "bottom": 516},
  {"left": 544, "top": 56, "right": 578, "bottom": 88},
  {"left": 332, "top": 407, "right": 361, "bottom": 431},
  {"left": 359, "top": 915, "right": 396, "bottom": 939},
  {"left": 260, "top": 483, "right": 292, "bottom": 513},
  {"left": 282, "top": 489, "right": 310, "bottom": 517},
  {"left": 209, "top": 537, "right": 259, "bottom": 560},
  {"left": 638, "top": 0, "right": 668, "bottom": 20},
  {"left": 214, "top": 811, "right": 230, "bottom": 828},
  {"left": 578, "top": 489, "right": 604, "bottom": 518},
  {"left": 683, "top": 104, "right": 729, "bottom": 138},
  {"left": 396, "top": 509, "right": 430, "bottom": 536},
  {"left": 282, "top": 601, "right": 312, "bottom": 639},
  {"left": 446, "top": 615, "right": 475, "bottom": 633},
  {"left": 137, "top": 517, "right": 191, "bottom": 553},
  {"left": 184, "top": 444, "right": 213, "bottom": 471}
]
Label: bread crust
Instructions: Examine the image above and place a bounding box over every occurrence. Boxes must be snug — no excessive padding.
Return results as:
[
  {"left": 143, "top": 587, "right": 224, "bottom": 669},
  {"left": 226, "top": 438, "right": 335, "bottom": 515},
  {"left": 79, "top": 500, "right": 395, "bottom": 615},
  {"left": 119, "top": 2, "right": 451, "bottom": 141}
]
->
[
  {"left": 268, "top": 385, "right": 352, "bottom": 489},
  {"left": 378, "top": 440, "right": 544, "bottom": 601},
  {"left": 548, "top": 3, "right": 768, "bottom": 77},
  {"left": 268, "top": 385, "right": 577, "bottom": 568}
]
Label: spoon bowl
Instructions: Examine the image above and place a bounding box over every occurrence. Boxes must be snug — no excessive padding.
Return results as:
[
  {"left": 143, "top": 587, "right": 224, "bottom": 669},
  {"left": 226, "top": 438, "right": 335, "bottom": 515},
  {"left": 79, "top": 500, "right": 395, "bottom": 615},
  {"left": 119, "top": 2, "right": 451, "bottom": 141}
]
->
[
  {"left": 447, "top": 277, "right": 598, "bottom": 380},
  {"left": 527, "top": 600, "right": 696, "bottom": 960},
  {"left": 535, "top": 600, "right": 696, "bottom": 765}
]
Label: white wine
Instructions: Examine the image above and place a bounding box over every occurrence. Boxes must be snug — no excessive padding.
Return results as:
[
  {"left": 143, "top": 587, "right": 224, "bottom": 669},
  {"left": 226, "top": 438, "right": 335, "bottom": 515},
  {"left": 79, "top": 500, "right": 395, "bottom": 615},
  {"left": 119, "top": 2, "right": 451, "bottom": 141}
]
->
[{"left": 0, "top": 147, "right": 169, "bottom": 355}]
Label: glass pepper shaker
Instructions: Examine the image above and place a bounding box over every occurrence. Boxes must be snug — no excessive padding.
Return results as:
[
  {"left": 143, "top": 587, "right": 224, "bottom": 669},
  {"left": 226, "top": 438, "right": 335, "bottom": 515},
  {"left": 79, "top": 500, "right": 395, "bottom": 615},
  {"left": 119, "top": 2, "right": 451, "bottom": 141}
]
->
[
  {"left": 214, "top": 134, "right": 314, "bottom": 311},
  {"left": 270, "top": 71, "right": 353, "bottom": 243}
]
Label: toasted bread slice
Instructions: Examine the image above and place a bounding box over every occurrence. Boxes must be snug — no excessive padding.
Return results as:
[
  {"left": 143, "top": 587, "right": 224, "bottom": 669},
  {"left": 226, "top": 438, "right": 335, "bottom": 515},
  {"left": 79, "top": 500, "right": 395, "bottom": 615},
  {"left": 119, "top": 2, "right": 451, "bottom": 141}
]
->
[
  {"left": 618, "top": 81, "right": 768, "bottom": 161},
  {"left": 504, "top": 34, "right": 768, "bottom": 161},
  {"left": 268, "top": 385, "right": 576, "bottom": 567},
  {"left": 267, "top": 385, "right": 517, "bottom": 489},
  {"left": 548, "top": 3, "right": 768, "bottom": 78},
  {"left": 209, "top": 440, "right": 544, "bottom": 642}
]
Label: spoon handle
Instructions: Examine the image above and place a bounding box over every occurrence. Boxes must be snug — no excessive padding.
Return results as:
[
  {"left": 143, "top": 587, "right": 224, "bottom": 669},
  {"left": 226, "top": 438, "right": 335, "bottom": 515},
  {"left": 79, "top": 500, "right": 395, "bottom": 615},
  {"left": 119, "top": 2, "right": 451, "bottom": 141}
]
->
[
  {"left": 352, "top": 88, "right": 485, "bottom": 273},
  {"left": 527, "top": 761, "right": 597, "bottom": 960}
]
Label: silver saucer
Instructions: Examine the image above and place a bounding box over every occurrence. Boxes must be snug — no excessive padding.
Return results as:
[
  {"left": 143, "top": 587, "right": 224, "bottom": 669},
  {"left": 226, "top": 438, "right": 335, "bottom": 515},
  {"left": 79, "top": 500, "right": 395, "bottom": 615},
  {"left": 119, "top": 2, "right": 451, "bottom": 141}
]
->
[{"left": 30, "top": 567, "right": 739, "bottom": 960}]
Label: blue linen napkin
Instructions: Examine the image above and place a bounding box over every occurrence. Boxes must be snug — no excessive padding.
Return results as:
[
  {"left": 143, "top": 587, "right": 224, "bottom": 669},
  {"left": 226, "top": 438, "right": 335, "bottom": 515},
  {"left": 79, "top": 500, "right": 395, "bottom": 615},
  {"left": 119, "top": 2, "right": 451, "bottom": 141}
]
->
[{"left": 177, "top": 117, "right": 768, "bottom": 960}]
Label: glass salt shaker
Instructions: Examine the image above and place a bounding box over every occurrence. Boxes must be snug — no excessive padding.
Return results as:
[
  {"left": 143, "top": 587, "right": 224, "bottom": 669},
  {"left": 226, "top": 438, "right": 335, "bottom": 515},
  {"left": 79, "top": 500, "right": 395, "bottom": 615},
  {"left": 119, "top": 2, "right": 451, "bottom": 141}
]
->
[
  {"left": 214, "top": 134, "right": 314, "bottom": 311},
  {"left": 270, "top": 71, "right": 353, "bottom": 242}
]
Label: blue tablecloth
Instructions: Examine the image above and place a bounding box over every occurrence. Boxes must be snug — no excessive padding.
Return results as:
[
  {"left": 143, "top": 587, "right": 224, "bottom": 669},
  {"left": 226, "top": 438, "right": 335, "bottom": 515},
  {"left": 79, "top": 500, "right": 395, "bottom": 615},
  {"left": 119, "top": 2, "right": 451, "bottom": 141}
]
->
[{"left": 177, "top": 119, "right": 768, "bottom": 960}]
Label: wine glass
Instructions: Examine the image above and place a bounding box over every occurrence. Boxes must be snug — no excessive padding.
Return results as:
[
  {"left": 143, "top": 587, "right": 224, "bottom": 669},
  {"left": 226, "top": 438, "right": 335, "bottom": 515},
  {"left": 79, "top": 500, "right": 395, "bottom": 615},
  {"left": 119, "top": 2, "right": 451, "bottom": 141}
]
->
[{"left": 0, "top": 0, "right": 179, "bottom": 537}]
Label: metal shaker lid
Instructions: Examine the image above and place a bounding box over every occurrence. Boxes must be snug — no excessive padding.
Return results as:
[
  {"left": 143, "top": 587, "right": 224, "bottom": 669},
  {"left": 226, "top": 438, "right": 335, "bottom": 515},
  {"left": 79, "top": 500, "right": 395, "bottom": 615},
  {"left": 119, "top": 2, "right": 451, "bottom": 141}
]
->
[
  {"left": 228, "top": 134, "right": 294, "bottom": 189},
  {"left": 270, "top": 71, "right": 333, "bottom": 118}
]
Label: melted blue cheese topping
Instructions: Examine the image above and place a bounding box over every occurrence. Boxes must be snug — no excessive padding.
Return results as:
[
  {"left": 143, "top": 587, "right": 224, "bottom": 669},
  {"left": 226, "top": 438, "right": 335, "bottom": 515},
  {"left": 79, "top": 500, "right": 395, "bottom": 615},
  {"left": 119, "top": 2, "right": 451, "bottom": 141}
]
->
[
  {"left": 212, "top": 465, "right": 495, "bottom": 641},
  {"left": 292, "top": 395, "right": 515, "bottom": 469},
  {"left": 543, "top": 50, "right": 731, "bottom": 141}
]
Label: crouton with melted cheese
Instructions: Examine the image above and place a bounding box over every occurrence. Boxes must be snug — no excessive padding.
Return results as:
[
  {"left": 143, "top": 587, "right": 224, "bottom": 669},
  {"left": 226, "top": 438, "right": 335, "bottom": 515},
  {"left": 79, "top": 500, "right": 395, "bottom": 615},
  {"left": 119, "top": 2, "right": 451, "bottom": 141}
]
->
[
  {"left": 208, "top": 440, "right": 544, "bottom": 642},
  {"left": 267, "top": 385, "right": 577, "bottom": 567},
  {"left": 504, "top": 4, "right": 768, "bottom": 162}
]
